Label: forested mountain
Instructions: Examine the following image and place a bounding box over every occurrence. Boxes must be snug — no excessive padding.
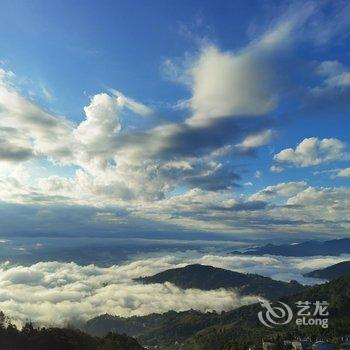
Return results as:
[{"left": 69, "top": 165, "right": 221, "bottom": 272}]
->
[
  {"left": 135, "top": 264, "right": 305, "bottom": 299},
  {"left": 85, "top": 310, "right": 222, "bottom": 348},
  {"left": 0, "top": 315, "right": 144, "bottom": 350},
  {"left": 85, "top": 271, "right": 350, "bottom": 350},
  {"left": 181, "top": 271, "right": 350, "bottom": 350},
  {"left": 233, "top": 238, "right": 350, "bottom": 256},
  {"left": 304, "top": 260, "right": 350, "bottom": 280}
]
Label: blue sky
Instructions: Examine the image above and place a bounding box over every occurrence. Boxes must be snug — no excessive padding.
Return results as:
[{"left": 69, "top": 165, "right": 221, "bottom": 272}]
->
[{"left": 0, "top": 0, "right": 349, "bottom": 239}]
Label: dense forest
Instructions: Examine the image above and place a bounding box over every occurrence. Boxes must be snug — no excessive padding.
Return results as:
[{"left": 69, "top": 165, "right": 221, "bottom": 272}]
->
[
  {"left": 0, "top": 313, "right": 144, "bottom": 350},
  {"left": 304, "top": 260, "right": 350, "bottom": 280},
  {"left": 180, "top": 271, "right": 350, "bottom": 349},
  {"left": 86, "top": 271, "right": 350, "bottom": 349}
]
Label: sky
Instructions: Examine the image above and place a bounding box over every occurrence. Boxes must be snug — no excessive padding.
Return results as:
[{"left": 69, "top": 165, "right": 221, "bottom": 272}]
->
[{"left": 0, "top": 0, "right": 350, "bottom": 240}]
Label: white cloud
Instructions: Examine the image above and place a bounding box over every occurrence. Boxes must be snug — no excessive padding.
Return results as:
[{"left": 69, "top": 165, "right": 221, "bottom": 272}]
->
[
  {"left": 335, "top": 167, "right": 350, "bottom": 178},
  {"left": 255, "top": 170, "right": 262, "bottom": 179},
  {"left": 0, "top": 68, "right": 15, "bottom": 83},
  {"left": 249, "top": 181, "right": 307, "bottom": 202},
  {"left": 284, "top": 186, "right": 350, "bottom": 227},
  {"left": 184, "top": 2, "right": 319, "bottom": 128},
  {"left": 186, "top": 43, "right": 278, "bottom": 127},
  {"left": 40, "top": 85, "right": 54, "bottom": 101},
  {"left": 287, "top": 186, "right": 350, "bottom": 207},
  {"left": 75, "top": 93, "right": 121, "bottom": 148},
  {"left": 238, "top": 129, "right": 275, "bottom": 149},
  {"left": 316, "top": 60, "right": 350, "bottom": 88},
  {"left": 111, "top": 89, "right": 154, "bottom": 117},
  {"left": 270, "top": 165, "right": 284, "bottom": 173},
  {"left": 274, "top": 137, "right": 349, "bottom": 167},
  {"left": 0, "top": 72, "right": 75, "bottom": 164},
  {"left": 303, "top": 60, "right": 350, "bottom": 111},
  {"left": 73, "top": 93, "right": 122, "bottom": 173}
]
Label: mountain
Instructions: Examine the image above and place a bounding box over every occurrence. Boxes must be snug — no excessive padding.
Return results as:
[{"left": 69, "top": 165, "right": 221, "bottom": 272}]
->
[
  {"left": 135, "top": 264, "right": 305, "bottom": 299},
  {"left": 84, "top": 271, "right": 350, "bottom": 349},
  {"left": 233, "top": 238, "right": 350, "bottom": 256},
  {"left": 84, "top": 310, "right": 222, "bottom": 348},
  {"left": 181, "top": 271, "right": 350, "bottom": 350},
  {"left": 304, "top": 260, "right": 350, "bottom": 280},
  {"left": 0, "top": 317, "right": 144, "bottom": 350}
]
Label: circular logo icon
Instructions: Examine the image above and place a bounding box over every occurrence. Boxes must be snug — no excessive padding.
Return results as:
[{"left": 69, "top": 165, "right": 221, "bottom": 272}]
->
[{"left": 258, "top": 299, "right": 293, "bottom": 328}]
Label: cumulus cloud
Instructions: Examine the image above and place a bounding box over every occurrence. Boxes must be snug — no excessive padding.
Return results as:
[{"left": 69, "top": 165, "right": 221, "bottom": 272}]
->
[
  {"left": 0, "top": 73, "right": 75, "bottom": 165},
  {"left": 274, "top": 137, "right": 349, "bottom": 167},
  {"left": 304, "top": 60, "right": 350, "bottom": 111},
  {"left": 184, "top": 1, "right": 345, "bottom": 128},
  {"left": 74, "top": 94, "right": 121, "bottom": 150},
  {"left": 186, "top": 45, "right": 277, "bottom": 127}
]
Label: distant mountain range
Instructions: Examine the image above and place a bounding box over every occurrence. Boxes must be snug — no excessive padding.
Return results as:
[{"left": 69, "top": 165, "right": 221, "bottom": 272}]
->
[
  {"left": 304, "top": 260, "right": 350, "bottom": 280},
  {"left": 84, "top": 269, "right": 350, "bottom": 349},
  {"left": 233, "top": 238, "right": 350, "bottom": 256},
  {"left": 135, "top": 264, "right": 305, "bottom": 299}
]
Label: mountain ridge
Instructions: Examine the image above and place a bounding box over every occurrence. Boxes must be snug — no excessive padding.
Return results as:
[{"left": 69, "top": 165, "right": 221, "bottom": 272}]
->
[
  {"left": 233, "top": 238, "right": 350, "bottom": 256},
  {"left": 304, "top": 260, "right": 350, "bottom": 280},
  {"left": 135, "top": 263, "right": 305, "bottom": 299}
]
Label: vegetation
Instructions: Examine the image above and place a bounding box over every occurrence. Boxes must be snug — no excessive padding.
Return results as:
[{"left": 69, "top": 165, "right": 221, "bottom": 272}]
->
[
  {"left": 181, "top": 271, "right": 350, "bottom": 349},
  {"left": 304, "top": 260, "right": 350, "bottom": 280},
  {"left": 0, "top": 314, "right": 144, "bottom": 350},
  {"left": 86, "top": 270, "right": 350, "bottom": 349}
]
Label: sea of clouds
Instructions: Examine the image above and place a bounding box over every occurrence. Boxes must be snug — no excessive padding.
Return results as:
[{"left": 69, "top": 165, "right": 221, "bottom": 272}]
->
[{"left": 0, "top": 251, "right": 349, "bottom": 327}]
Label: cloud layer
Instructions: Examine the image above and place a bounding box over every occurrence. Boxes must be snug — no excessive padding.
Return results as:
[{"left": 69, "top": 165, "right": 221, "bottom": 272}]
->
[{"left": 1, "top": 251, "right": 349, "bottom": 327}]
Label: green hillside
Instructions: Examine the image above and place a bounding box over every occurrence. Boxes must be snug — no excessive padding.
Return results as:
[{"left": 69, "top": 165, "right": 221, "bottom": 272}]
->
[
  {"left": 304, "top": 260, "right": 350, "bottom": 280},
  {"left": 85, "top": 271, "right": 350, "bottom": 349},
  {"left": 182, "top": 272, "right": 350, "bottom": 349},
  {"left": 0, "top": 314, "right": 144, "bottom": 350}
]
